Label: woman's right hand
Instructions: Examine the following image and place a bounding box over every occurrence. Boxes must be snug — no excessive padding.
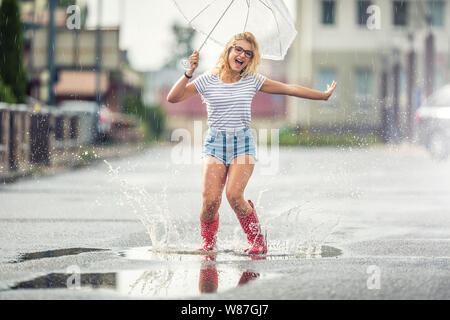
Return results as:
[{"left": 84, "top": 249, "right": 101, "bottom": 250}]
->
[{"left": 187, "top": 51, "right": 199, "bottom": 76}]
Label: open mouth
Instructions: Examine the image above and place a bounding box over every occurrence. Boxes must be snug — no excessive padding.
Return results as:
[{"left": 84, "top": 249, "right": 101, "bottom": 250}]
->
[{"left": 234, "top": 59, "right": 244, "bottom": 67}]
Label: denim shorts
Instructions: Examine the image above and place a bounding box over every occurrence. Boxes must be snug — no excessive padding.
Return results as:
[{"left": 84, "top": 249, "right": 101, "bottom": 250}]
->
[{"left": 202, "top": 127, "right": 257, "bottom": 167}]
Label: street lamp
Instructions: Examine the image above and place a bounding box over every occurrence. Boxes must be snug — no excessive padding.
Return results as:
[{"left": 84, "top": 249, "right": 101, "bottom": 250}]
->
[
  {"left": 379, "top": 54, "right": 389, "bottom": 142},
  {"left": 417, "top": 0, "right": 436, "bottom": 98},
  {"left": 47, "top": 0, "right": 56, "bottom": 106},
  {"left": 406, "top": 32, "right": 416, "bottom": 141},
  {"left": 94, "top": 0, "right": 103, "bottom": 143},
  {"left": 392, "top": 47, "right": 401, "bottom": 142}
]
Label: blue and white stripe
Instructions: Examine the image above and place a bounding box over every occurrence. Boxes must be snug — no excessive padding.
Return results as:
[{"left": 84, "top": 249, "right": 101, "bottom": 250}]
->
[
  {"left": 202, "top": 127, "right": 257, "bottom": 167},
  {"left": 193, "top": 72, "right": 266, "bottom": 130}
]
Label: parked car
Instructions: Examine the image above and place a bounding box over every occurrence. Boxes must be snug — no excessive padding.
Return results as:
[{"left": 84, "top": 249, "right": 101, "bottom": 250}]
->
[
  {"left": 98, "top": 106, "right": 144, "bottom": 142},
  {"left": 415, "top": 84, "right": 450, "bottom": 160}
]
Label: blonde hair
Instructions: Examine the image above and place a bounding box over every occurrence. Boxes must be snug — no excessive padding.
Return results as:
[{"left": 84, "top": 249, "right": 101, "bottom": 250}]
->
[{"left": 212, "top": 32, "right": 261, "bottom": 78}]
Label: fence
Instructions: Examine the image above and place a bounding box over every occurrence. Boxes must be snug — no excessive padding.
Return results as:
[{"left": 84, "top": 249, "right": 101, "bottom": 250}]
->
[{"left": 0, "top": 102, "right": 97, "bottom": 180}]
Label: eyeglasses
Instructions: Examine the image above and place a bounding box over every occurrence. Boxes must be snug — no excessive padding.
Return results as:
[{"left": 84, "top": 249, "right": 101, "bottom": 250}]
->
[{"left": 232, "top": 45, "right": 254, "bottom": 59}]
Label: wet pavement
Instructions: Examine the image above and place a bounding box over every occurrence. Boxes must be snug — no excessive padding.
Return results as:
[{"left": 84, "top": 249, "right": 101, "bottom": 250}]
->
[{"left": 0, "top": 143, "right": 450, "bottom": 299}]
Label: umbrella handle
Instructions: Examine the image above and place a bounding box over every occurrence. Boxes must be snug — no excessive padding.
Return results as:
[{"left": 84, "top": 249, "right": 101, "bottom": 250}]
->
[{"left": 180, "top": 58, "right": 191, "bottom": 71}]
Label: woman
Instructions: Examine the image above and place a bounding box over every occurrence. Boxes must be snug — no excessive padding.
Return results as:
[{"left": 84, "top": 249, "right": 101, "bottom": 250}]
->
[{"left": 167, "top": 32, "right": 337, "bottom": 255}]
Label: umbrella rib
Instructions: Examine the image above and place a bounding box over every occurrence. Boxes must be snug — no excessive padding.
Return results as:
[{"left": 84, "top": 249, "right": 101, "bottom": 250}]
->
[
  {"left": 257, "top": 0, "right": 283, "bottom": 57},
  {"left": 243, "top": 0, "right": 250, "bottom": 32},
  {"left": 257, "top": 0, "right": 271, "bottom": 10},
  {"left": 188, "top": 0, "right": 220, "bottom": 24},
  {"left": 197, "top": 0, "right": 237, "bottom": 52}
]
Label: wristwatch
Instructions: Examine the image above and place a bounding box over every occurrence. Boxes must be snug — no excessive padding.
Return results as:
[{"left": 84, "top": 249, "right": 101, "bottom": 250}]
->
[{"left": 184, "top": 72, "right": 193, "bottom": 79}]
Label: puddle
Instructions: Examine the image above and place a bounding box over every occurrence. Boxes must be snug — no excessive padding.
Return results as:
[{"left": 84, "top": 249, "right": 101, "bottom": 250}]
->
[
  {"left": 8, "top": 259, "right": 278, "bottom": 298},
  {"left": 10, "top": 272, "right": 116, "bottom": 290},
  {"left": 104, "top": 160, "right": 343, "bottom": 259},
  {"left": 6, "top": 245, "right": 342, "bottom": 298},
  {"left": 118, "top": 245, "right": 342, "bottom": 262},
  {"left": 10, "top": 248, "right": 108, "bottom": 263}
]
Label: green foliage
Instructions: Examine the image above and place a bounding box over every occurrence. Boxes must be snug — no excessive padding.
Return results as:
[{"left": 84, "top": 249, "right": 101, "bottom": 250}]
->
[
  {"left": 146, "top": 103, "right": 166, "bottom": 138},
  {"left": 123, "top": 93, "right": 166, "bottom": 140},
  {"left": 56, "top": 0, "right": 75, "bottom": 8},
  {"left": 0, "top": 77, "right": 17, "bottom": 103},
  {"left": 0, "top": 0, "right": 27, "bottom": 103},
  {"left": 164, "top": 23, "right": 196, "bottom": 68},
  {"left": 78, "top": 147, "right": 99, "bottom": 163},
  {"left": 277, "top": 126, "right": 383, "bottom": 147}
]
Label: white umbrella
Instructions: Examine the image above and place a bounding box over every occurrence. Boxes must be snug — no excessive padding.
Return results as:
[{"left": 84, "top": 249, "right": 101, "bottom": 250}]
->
[{"left": 172, "top": 0, "right": 297, "bottom": 61}]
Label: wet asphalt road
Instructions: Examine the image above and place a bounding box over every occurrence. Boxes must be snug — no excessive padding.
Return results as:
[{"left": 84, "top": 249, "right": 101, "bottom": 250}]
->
[{"left": 0, "top": 143, "right": 449, "bottom": 299}]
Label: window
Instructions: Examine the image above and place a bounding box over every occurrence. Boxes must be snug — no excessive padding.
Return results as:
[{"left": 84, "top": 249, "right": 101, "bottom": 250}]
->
[
  {"left": 354, "top": 68, "right": 373, "bottom": 108},
  {"left": 322, "top": 0, "right": 336, "bottom": 25},
  {"left": 427, "top": 0, "right": 445, "bottom": 27},
  {"left": 69, "top": 117, "right": 78, "bottom": 140},
  {"left": 393, "top": 1, "right": 408, "bottom": 26},
  {"left": 55, "top": 116, "right": 64, "bottom": 141},
  {"left": 318, "top": 68, "right": 337, "bottom": 107},
  {"left": 357, "top": 0, "right": 372, "bottom": 26}
]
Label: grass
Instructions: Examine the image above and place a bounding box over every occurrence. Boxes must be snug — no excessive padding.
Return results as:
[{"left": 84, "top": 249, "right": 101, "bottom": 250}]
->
[
  {"left": 277, "top": 127, "right": 383, "bottom": 147},
  {"left": 78, "top": 147, "right": 100, "bottom": 163}
]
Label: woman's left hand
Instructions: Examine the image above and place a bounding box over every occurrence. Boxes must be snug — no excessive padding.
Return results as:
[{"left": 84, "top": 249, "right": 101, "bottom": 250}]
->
[{"left": 323, "top": 81, "right": 337, "bottom": 101}]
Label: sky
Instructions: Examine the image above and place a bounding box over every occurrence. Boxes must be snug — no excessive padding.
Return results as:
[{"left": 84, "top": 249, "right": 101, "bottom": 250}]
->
[{"left": 81, "top": 0, "right": 296, "bottom": 72}]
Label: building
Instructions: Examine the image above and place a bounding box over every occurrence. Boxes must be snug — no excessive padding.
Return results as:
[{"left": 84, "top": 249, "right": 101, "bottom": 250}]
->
[
  {"left": 19, "top": 0, "right": 142, "bottom": 112},
  {"left": 287, "top": 0, "right": 450, "bottom": 137}
]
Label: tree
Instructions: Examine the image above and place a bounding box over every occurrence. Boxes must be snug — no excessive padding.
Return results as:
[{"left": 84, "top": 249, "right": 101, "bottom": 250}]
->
[
  {"left": 164, "top": 23, "right": 196, "bottom": 69},
  {"left": 0, "top": 0, "right": 27, "bottom": 103},
  {"left": 56, "top": 0, "right": 75, "bottom": 8},
  {"left": 123, "top": 92, "right": 166, "bottom": 140},
  {"left": 0, "top": 76, "right": 16, "bottom": 103}
]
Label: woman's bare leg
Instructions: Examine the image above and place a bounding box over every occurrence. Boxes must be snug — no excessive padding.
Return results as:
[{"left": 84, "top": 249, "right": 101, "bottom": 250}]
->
[
  {"left": 226, "top": 155, "right": 266, "bottom": 254},
  {"left": 225, "top": 155, "right": 255, "bottom": 218},
  {"left": 200, "top": 155, "right": 228, "bottom": 222}
]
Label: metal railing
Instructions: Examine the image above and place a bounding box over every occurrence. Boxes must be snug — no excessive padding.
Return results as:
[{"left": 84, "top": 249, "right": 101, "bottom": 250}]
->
[{"left": 0, "top": 102, "right": 97, "bottom": 179}]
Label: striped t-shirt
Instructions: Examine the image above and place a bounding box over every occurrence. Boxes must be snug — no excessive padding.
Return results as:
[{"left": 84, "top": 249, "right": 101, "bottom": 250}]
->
[{"left": 193, "top": 72, "right": 266, "bottom": 130}]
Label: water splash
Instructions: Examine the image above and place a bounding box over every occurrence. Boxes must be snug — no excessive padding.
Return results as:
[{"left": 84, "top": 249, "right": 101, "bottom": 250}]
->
[
  {"left": 104, "top": 160, "right": 183, "bottom": 251},
  {"left": 103, "top": 160, "right": 341, "bottom": 256},
  {"left": 263, "top": 199, "right": 341, "bottom": 257}
]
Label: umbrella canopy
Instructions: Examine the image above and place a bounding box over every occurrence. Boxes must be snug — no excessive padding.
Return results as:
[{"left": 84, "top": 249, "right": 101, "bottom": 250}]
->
[{"left": 172, "top": 0, "right": 297, "bottom": 60}]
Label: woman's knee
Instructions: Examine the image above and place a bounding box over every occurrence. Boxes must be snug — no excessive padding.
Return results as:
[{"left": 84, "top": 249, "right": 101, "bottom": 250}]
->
[
  {"left": 202, "top": 194, "right": 222, "bottom": 215},
  {"left": 226, "top": 189, "right": 244, "bottom": 207}
]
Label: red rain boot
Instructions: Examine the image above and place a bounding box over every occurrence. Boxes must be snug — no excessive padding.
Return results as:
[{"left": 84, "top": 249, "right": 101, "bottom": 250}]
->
[
  {"left": 199, "top": 216, "right": 219, "bottom": 251},
  {"left": 199, "top": 255, "right": 218, "bottom": 293},
  {"left": 238, "top": 200, "right": 267, "bottom": 255},
  {"left": 237, "top": 271, "right": 260, "bottom": 286}
]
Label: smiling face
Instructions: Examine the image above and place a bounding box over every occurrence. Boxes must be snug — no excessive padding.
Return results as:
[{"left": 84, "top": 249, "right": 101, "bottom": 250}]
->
[
  {"left": 227, "top": 40, "right": 254, "bottom": 74},
  {"left": 214, "top": 32, "right": 261, "bottom": 79}
]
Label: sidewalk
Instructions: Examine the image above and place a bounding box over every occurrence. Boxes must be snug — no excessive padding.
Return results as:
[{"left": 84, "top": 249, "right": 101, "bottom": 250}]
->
[{"left": 0, "top": 142, "right": 151, "bottom": 184}]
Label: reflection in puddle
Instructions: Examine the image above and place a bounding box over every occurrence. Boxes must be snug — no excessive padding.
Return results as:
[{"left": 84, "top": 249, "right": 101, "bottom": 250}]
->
[
  {"left": 7, "top": 245, "right": 342, "bottom": 298},
  {"left": 10, "top": 273, "right": 116, "bottom": 290},
  {"left": 8, "top": 262, "right": 276, "bottom": 298},
  {"left": 197, "top": 255, "right": 260, "bottom": 295},
  {"left": 11, "top": 248, "right": 108, "bottom": 263}
]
